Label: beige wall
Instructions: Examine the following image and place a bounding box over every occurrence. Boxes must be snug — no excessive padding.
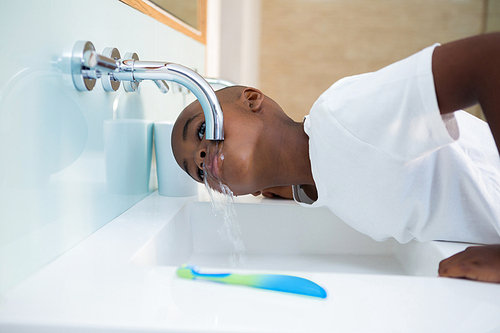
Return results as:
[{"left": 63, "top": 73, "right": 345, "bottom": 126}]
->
[
  {"left": 207, "top": 0, "right": 261, "bottom": 87},
  {"left": 259, "top": 0, "right": 496, "bottom": 121}
]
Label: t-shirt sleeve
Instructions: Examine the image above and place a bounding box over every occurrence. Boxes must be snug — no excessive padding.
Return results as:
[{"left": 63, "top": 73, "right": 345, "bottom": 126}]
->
[{"left": 319, "top": 44, "right": 458, "bottom": 162}]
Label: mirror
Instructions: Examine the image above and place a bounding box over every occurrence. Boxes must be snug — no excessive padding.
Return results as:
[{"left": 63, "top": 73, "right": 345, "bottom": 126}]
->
[
  {"left": 150, "top": 0, "right": 199, "bottom": 29},
  {"left": 120, "top": 0, "right": 207, "bottom": 44}
]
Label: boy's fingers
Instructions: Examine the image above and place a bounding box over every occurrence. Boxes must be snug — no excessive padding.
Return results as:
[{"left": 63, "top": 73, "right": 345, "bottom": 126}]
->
[
  {"left": 440, "top": 263, "right": 500, "bottom": 282},
  {"left": 439, "top": 260, "right": 473, "bottom": 278},
  {"left": 438, "top": 245, "right": 500, "bottom": 283},
  {"left": 438, "top": 247, "right": 477, "bottom": 271}
]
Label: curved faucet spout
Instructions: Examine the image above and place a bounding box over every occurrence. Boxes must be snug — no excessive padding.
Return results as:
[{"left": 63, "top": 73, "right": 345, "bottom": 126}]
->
[
  {"left": 115, "top": 60, "right": 224, "bottom": 141},
  {"left": 72, "top": 41, "right": 224, "bottom": 141}
]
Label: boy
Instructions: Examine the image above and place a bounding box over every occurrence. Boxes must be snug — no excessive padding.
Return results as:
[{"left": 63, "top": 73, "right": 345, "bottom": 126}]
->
[{"left": 171, "top": 33, "right": 500, "bottom": 283}]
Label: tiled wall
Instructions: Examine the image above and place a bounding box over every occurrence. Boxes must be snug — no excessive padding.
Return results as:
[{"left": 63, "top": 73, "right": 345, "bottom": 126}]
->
[{"left": 260, "top": 0, "right": 496, "bottom": 121}]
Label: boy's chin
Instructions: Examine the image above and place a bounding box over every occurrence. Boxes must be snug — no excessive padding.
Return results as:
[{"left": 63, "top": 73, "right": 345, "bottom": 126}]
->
[
  {"left": 220, "top": 184, "right": 256, "bottom": 197},
  {"left": 206, "top": 177, "right": 256, "bottom": 196},
  {"left": 204, "top": 179, "right": 247, "bottom": 196}
]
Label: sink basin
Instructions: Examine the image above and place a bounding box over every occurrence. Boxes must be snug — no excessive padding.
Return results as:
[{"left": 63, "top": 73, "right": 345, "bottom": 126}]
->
[
  {"left": 3, "top": 193, "right": 497, "bottom": 333},
  {"left": 131, "top": 201, "right": 457, "bottom": 277}
]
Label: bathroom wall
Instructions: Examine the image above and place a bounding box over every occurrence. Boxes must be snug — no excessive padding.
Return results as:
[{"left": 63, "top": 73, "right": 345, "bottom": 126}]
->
[
  {"left": 0, "top": 0, "right": 204, "bottom": 295},
  {"left": 259, "top": 0, "right": 492, "bottom": 122},
  {"left": 206, "top": 0, "right": 262, "bottom": 88}
]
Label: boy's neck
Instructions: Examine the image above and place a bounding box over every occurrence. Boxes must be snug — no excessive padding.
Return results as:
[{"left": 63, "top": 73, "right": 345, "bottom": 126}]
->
[{"left": 270, "top": 120, "right": 315, "bottom": 188}]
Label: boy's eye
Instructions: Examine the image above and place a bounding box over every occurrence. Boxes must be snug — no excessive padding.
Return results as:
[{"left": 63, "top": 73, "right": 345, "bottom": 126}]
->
[{"left": 197, "top": 122, "right": 206, "bottom": 140}]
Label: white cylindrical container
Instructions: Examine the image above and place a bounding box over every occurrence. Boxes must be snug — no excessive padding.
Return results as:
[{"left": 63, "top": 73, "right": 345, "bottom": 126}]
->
[
  {"left": 103, "top": 119, "right": 153, "bottom": 195},
  {"left": 154, "top": 121, "right": 198, "bottom": 197}
]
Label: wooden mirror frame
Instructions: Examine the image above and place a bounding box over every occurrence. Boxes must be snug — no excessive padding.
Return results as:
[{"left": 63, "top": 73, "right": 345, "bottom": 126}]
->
[{"left": 120, "top": 0, "right": 207, "bottom": 44}]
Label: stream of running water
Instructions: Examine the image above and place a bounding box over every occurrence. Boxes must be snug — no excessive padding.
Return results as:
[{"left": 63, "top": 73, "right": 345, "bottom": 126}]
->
[{"left": 204, "top": 142, "right": 246, "bottom": 267}]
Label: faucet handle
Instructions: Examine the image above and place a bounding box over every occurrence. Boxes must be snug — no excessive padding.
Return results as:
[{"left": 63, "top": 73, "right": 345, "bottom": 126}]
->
[
  {"left": 101, "top": 47, "right": 121, "bottom": 92},
  {"left": 122, "top": 52, "right": 140, "bottom": 92},
  {"left": 153, "top": 80, "right": 169, "bottom": 94},
  {"left": 82, "top": 50, "right": 118, "bottom": 72}
]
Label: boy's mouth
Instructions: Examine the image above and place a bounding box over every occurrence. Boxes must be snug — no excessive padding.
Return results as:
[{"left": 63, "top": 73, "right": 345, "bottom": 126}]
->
[{"left": 205, "top": 141, "right": 224, "bottom": 183}]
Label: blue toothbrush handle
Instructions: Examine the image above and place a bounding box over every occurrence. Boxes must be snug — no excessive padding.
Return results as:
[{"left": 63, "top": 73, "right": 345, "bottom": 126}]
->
[{"left": 177, "top": 265, "right": 327, "bottom": 298}]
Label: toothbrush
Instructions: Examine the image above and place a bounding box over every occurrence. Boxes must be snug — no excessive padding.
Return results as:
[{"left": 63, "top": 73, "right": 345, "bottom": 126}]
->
[{"left": 176, "top": 265, "right": 327, "bottom": 298}]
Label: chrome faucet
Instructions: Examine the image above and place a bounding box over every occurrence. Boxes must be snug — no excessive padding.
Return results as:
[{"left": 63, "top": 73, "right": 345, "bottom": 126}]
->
[{"left": 71, "top": 41, "right": 224, "bottom": 141}]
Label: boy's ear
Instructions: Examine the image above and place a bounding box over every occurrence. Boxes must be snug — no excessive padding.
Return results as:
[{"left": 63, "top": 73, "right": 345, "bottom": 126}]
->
[{"left": 243, "top": 87, "right": 264, "bottom": 113}]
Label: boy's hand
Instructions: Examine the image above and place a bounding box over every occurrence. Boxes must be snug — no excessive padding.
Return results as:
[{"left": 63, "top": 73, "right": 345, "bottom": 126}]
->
[
  {"left": 252, "top": 186, "right": 294, "bottom": 199},
  {"left": 438, "top": 245, "right": 500, "bottom": 283}
]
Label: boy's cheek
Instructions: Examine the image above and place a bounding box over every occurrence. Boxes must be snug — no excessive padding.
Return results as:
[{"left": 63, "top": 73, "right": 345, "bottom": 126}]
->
[
  {"left": 209, "top": 140, "right": 260, "bottom": 195},
  {"left": 220, "top": 164, "right": 257, "bottom": 196}
]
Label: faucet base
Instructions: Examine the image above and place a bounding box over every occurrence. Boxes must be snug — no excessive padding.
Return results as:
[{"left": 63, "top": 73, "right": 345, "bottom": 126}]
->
[{"left": 72, "top": 41, "right": 96, "bottom": 91}]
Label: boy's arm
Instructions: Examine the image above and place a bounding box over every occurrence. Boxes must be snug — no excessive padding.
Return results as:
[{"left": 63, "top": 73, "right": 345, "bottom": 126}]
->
[
  {"left": 432, "top": 33, "right": 500, "bottom": 283},
  {"left": 432, "top": 32, "right": 500, "bottom": 150}
]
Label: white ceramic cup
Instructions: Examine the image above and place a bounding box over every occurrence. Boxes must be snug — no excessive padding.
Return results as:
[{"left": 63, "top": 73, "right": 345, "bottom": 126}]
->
[
  {"left": 104, "top": 119, "right": 153, "bottom": 195},
  {"left": 154, "top": 121, "right": 198, "bottom": 197}
]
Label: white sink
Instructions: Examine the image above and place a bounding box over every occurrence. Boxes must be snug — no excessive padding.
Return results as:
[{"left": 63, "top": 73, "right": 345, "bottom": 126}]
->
[
  {"left": 2, "top": 193, "right": 499, "bottom": 333},
  {"left": 131, "top": 201, "right": 462, "bottom": 277}
]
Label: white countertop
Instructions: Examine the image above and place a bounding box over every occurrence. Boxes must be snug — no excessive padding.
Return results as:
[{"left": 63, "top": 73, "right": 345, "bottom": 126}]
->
[{"left": 1, "top": 191, "right": 499, "bottom": 333}]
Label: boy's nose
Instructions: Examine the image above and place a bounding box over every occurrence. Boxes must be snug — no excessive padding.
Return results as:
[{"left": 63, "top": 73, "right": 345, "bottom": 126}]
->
[{"left": 195, "top": 148, "right": 207, "bottom": 169}]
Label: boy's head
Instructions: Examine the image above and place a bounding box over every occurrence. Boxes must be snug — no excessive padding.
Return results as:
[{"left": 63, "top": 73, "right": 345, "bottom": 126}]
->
[{"left": 171, "top": 86, "right": 294, "bottom": 196}]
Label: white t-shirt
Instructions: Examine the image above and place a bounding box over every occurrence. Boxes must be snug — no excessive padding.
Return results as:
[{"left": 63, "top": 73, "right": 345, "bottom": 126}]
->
[{"left": 295, "top": 44, "right": 500, "bottom": 244}]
